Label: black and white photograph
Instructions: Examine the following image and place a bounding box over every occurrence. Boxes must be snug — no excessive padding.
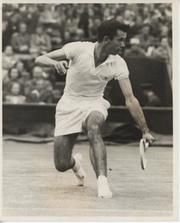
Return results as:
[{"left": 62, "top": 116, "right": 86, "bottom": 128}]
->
[{"left": 1, "top": 0, "right": 178, "bottom": 221}]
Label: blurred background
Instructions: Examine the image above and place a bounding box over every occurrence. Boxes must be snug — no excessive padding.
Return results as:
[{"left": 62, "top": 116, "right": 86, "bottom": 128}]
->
[{"left": 2, "top": 3, "right": 173, "bottom": 141}]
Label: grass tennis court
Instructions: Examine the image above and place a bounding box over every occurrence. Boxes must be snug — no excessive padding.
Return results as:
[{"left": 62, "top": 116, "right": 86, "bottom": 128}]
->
[{"left": 2, "top": 140, "right": 174, "bottom": 220}]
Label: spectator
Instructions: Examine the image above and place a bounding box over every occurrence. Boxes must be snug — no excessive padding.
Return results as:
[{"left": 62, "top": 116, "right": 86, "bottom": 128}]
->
[
  {"left": 115, "top": 15, "right": 124, "bottom": 23},
  {"left": 2, "top": 6, "right": 20, "bottom": 48},
  {"left": 21, "top": 5, "right": 39, "bottom": 33},
  {"left": 11, "top": 22, "right": 30, "bottom": 53},
  {"left": 38, "top": 5, "right": 57, "bottom": 25},
  {"left": 46, "top": 26, "right": 63, "bottom": 50},
  {"left": 53, "top": 5, "right": 66, "bottom": 27},
  {"left": 3, "top": 67, "right": 21, "bottom": 99},
  {"left": 160, "top": 24, "right": 169, "bottom": 38},
  {"left": 5, "top": 82, "right": 26, "bottom": 104},
  {"left": 66, "top": 17, "right": 79, "bottom": 38},
  {"left": 123, "top": 9, "right": 135, "bottom": 27},
  {"left": 146, "top": 37, "right": 159, "bottom": 57},
  {"left": 89, "top": 17, "right": 102, "bottom": 41},
  {"left": 104, "top": 8, "right": 111, "bottom": 20},
  {"left": 36, "top": 78, "right": 54, "bottom": 103},
  {"left": 78, "top": 6, "right": 89, "bottom": 38},
  {"left": 64, "top": 31, "right": 71, "bottom": 44},
  {"left": 128, "top": 16, "right": 143, "bottom": 39},
  {"left": 30, "top": 24, "right": 52, "bottom": 54},
  {"left": 71, "top": 28, "right": 85, "bottom": 42},
  {"left": 124, "top": 38, "right": 146, "bottom": 57},
  {"left": 3, "top": 67, "right": 20, "bottom": 85},
  {"left": 26, "top": 66, "right": 54, "bottom": 103},
  {"left": 2, "top": 45, "right": 18, "bottom": 73},
  {"left": 2, "top": 20, "right": 10, "bottom": 51},
  {"left": 150, "top": 37, "right": 171, "bottom": 63},
  {"left": 26, "top": 47, "right": 40, "bottom": 72},
  {"left": 137, "top": 24, "right": 155, "bottom": 51},
  {"left": 20, "top": 72, "right": 32, "bottom": 101},
  {"left": 150, "top": 37, "right": 172, "bottom": 83},
  {"left": 15, "top": 60, "right": 26, "bottom": 76},
  {"left": 19, "top": 70, "right": 31, "bottom": 86}
]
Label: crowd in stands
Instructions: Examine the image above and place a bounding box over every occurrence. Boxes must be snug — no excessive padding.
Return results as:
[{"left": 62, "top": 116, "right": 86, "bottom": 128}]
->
[{"left": 2, "top": 3, "right": 172, "bottom": 104}]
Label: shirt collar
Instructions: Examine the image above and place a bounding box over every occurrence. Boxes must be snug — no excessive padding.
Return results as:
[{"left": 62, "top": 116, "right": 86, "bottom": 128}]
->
[{"left": 87, "top": 42, "right": 97, "bottom": 57}]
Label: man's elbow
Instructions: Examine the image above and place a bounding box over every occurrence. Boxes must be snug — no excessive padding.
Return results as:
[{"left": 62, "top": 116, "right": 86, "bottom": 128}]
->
[
  {"left": 125, "top": 95, "right": 139, "bottom": 108},
  {"left": 35, "top": 55, "right": 43, "bottom": 65}
]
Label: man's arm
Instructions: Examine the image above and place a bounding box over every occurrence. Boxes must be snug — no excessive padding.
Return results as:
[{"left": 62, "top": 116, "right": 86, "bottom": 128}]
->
[
  {"left": 35, "top": 48, "right": 68, "bottom": 74},
  {"left": 118, "top": 78, "right": 155, "bottom": 143}
]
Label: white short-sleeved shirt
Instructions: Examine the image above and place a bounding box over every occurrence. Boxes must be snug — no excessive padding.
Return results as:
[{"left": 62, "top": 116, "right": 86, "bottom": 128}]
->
[{"left": 62, "top": 41, "right": 129, "bottom": 100}]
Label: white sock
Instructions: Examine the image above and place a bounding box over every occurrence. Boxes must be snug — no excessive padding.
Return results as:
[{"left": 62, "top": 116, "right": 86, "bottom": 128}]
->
[{"left": 97, "top": 175, "right": 112, "bottom": 198}]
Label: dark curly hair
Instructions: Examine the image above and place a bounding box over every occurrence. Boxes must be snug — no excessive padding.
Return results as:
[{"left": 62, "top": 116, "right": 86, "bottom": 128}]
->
[{"left": 97, "top": 19, "right": 129, "bottom": 42}]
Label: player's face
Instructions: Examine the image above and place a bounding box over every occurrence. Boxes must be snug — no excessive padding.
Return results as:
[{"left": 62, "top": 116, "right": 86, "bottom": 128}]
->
[{"left": 107, "top": 30, "right": 127, "bottom": 55}]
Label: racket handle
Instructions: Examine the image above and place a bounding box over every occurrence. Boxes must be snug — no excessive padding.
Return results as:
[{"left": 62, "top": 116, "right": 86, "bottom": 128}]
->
[{"left": 142, "top": 139, "right": 149, "bottom": 151}]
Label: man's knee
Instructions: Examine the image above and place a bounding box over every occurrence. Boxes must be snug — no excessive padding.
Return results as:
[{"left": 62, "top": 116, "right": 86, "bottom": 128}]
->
[
  {"left": 85, "top": 112, "right": 104, "bottom": 143},
  {"left": 54, "top": 159, "right": 70, "bottom": 172},
  {"left": 54, "top": 136, "right": 72, "bottom": 172},
  {"left": 87, "top": 124, "right": 102, "bottom": 142}
]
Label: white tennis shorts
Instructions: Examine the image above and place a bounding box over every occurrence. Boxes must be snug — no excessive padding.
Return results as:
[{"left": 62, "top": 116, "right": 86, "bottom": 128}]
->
[{"left": 54, "top": 95, "right": 110, "bottom": 136}]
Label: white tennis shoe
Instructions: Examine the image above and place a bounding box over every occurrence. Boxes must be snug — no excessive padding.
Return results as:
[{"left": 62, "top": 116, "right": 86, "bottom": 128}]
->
[
  {"left": 72, "top": 153, "right": 86, "bottom": 186},
  {"left": 97, "top": 175, "right": 112, "bottom": 198}
]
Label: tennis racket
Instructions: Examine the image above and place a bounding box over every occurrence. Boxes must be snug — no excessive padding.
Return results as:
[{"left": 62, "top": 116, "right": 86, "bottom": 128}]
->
[{"left": 139, "top": 138, "right": 149, "bottom": 170}]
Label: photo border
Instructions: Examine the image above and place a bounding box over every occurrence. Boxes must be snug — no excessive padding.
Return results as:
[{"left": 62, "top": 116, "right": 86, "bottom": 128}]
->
[{"left": 0, "top": 0, "right": 179, "bottom": 221}]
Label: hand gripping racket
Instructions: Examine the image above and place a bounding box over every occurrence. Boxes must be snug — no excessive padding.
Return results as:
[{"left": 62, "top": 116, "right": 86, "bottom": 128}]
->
[{"left": 139, "top": 138, "right": 149, "bottom": 170}]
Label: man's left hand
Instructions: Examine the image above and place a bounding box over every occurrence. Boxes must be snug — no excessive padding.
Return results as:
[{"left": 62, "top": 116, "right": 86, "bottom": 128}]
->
[{"left": 142, "top": 131, "right": 155, "bottom": 145}]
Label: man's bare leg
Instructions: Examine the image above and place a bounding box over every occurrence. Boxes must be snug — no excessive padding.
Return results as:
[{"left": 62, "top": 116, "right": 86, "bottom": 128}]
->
[
  {"left": 89, "top": 145, "right": 97, "bottom": 176},
  {"left": 84, "top": 111, "right": 112, "bottom": 198},
  {"left": 54, "top": 133, "right": 86, "bottom": 186}
]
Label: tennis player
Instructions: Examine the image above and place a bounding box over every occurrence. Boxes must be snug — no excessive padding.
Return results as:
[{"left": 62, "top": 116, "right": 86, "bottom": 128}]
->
[{"left": 36, "top": 19, "right": 155, "bottom": 198}]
